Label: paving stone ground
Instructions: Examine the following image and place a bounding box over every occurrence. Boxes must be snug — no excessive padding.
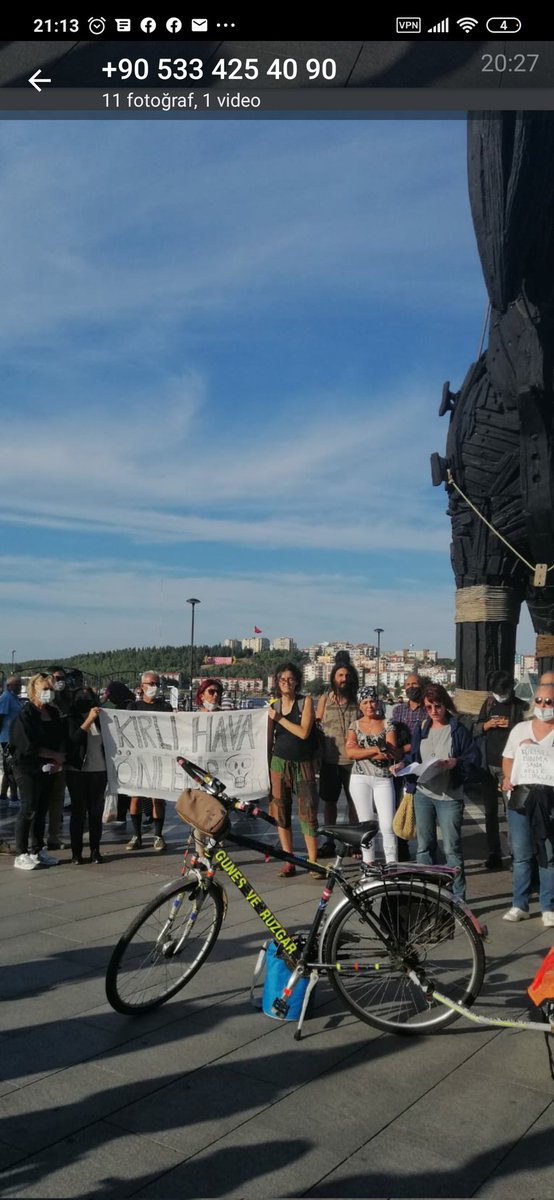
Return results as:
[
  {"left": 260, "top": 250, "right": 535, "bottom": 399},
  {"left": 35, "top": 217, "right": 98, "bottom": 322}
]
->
[{"left": 0, "top": 797, "right": 553, "bottom": 1199}]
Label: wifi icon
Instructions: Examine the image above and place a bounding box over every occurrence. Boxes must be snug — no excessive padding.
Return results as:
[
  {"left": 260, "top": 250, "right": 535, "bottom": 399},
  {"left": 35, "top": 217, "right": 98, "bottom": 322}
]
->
[{"left": 457, "top": 16, "right": 478, "bottom": 32}]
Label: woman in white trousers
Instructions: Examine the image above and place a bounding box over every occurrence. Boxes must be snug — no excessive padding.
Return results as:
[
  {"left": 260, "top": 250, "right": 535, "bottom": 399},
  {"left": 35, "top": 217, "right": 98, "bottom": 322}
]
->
[{"left": 345, "top": 686, "right": 398, "bottom": 864}]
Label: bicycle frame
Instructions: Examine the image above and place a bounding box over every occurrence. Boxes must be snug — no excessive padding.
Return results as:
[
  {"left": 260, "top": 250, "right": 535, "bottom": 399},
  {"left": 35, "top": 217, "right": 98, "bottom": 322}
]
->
[
  {"left": 190, "top": 825, "right": 349, "bottom": 965},
  {"left": 107, "top": 751, "right": 553, "bottom": 1044},
  {"left": 178, "top": 817, "right": 485, "bottom": 1009}
]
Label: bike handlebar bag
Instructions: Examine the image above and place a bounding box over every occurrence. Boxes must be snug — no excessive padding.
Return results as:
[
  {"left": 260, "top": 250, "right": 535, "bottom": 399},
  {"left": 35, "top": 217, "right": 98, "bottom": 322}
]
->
[{"left": 175, "top": 788, "right": 229, "bottom": 835}]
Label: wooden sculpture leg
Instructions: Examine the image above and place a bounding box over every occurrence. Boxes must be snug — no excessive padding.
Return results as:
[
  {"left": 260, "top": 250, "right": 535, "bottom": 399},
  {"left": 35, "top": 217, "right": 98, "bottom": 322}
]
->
[{"left": 526, "top": 585, "right": 554, "bottom": 676}]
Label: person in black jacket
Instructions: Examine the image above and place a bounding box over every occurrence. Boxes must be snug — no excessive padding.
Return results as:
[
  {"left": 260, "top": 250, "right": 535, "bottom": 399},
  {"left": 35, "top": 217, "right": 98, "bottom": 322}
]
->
[
  {"left": 66, "top": 689, "right": 107, "bottom": 864},
  {"left": 10, "top": 674, "right": 66, "bottom": 870},
  {"left": 473, "top": 671, "right": 526, "bottom": 870},
  {"left": 126, "top": 671, "right": 172, "bottom": 853},
  {"left": 100, "top": 680, "right": 135, "bottom": 825}
]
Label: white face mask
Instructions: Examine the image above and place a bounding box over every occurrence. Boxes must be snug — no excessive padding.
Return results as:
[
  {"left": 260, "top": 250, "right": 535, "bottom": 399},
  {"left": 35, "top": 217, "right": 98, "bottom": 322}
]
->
[
  {"left": 534, "top": 706, "right": 554, "bottom": 722},
  {"left": 40, "top": 689, "right": 54, "bottom": 704},
  {"left": 143, "top": 685, "right": 158, "bottom": 699},
  {"left": 203, "top": 699, "right": 217, "bottom": 711},
  {"left": 53, "top": 680, "right": 65, "bottom": 692},
  {"left": 492, "top": 693, "right": 509, "bottom": 703}
]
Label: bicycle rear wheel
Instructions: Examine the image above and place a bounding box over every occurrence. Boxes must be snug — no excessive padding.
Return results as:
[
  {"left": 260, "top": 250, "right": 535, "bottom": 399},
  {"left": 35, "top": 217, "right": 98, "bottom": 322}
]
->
[
  {"left": 106, "top": 878, "right": 224, "bottom": 1014},
  {"left": 322, "top": 879, "right": 485, "bottom": 1035}
]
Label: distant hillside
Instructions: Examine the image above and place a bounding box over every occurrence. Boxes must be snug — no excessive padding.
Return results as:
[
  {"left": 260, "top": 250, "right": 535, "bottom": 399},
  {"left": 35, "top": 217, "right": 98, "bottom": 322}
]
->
[{"left": 0, "top": 644, "right": 306, "bottom": 689}]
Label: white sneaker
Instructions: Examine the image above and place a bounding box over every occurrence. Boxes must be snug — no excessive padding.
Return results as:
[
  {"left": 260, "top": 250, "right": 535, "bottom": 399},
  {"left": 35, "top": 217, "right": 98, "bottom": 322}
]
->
[
  {"left": 37, "top": 849, "right": 59, "bottom": 866},
  {"left": 14, "top": 853, "right": 38, "bottom": 871},
  {"left": 542, "top": 911, "right": 554, "bottom": 928},
  {"left": 503, "top": 907, "right": 530, "bottom": 922}
]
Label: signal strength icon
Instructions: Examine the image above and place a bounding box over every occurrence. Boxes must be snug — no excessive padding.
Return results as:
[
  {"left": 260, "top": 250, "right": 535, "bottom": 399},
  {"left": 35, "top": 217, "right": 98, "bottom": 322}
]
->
[
  {"left": 457, "top": 16, "right": 478, "bottom": 32},
  {"left": 427, "top": 17, "right": 449, "bottom": 32}
]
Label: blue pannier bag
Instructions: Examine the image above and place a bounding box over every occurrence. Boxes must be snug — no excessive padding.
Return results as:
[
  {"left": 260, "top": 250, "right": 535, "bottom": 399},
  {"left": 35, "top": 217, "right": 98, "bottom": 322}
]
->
[{"left": 251, "top": 937, "right": 316, "bottom": 1021}]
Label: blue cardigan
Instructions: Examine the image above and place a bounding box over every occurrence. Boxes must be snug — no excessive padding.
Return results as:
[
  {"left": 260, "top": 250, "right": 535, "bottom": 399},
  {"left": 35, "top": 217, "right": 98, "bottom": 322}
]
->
[{"left": 403, "top": 714, "right": 481, "bottom": 795}]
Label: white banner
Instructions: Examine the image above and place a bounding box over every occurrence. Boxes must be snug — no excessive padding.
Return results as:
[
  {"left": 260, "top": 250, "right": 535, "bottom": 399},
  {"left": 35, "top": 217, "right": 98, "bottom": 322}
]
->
[
  {"left": 510, "top": 741, "right": 554, "bottom": 787},
  {"left": 98, "top": 708, "right": 269, "bottom": 802}
]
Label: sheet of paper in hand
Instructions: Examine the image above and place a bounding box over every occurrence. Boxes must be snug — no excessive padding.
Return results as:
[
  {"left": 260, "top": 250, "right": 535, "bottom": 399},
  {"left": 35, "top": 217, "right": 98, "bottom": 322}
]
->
[{"left": 395, "top": 757, "right": 442, "bottom": 783}]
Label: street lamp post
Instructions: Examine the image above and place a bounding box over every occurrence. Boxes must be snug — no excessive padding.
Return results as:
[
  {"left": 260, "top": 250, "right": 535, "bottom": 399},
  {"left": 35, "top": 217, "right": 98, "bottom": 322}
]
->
[
  {"left": 374, "top": 628, "right": 384, "bottom": 694},
  {"left": 11, "top": 650, "right": 16, "bottom": 671},
  {"left": 186, "top": 598, "right": 200, "bottom": 710}
]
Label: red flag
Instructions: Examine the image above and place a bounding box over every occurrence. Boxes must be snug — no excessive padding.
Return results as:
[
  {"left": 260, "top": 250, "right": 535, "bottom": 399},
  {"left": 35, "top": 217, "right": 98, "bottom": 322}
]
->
[{"left": 253, "top": 626, "right": 262, "bottom": 634}]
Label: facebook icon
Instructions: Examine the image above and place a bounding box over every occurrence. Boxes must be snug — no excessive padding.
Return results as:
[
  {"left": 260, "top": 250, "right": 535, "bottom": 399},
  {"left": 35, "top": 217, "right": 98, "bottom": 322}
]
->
[
  {"left": 140, "top": 17, "right": 156, "bottom": 32},
  {"left": 166, "top": 17, "right": 183, "bottom": 32}
]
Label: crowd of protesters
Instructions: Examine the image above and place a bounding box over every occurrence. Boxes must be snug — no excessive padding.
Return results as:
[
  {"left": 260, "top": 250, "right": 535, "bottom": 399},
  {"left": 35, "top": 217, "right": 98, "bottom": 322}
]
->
[
  {"left": 1, "top": 656, "right": 553, "bottom": 927},
  {"left": 265, "top": 653, "right": 554, "bottom": 926}
]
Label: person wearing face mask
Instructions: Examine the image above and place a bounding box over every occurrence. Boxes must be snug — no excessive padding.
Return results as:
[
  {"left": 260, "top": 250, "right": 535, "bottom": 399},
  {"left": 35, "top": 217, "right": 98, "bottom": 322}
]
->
[
  {"left": 195, "top": 678, "right": 223, "bottom": 712},
  {"left": 9, "top": 673, "right": 66, "bottom": 870},
  {"left": 473, "top": 671, "right": 526, "bottom": 870},
  {"left": 391, "top": 675, "right": 427, "bottom": 749},
  {"left": 126, "top": 671, "right": 172, "bottom": 853},
  {"left": 315, "top": 652, "right": 360, "bottom": 858},
  {"left": 501, "top": 683, "right": 554, "bottom": 926}
]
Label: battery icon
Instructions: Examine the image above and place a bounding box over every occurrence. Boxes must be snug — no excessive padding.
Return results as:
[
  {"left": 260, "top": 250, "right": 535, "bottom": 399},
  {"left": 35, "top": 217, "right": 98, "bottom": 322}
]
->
[{"left": 485, "top": 17, "right": 522, "bottom": 32}]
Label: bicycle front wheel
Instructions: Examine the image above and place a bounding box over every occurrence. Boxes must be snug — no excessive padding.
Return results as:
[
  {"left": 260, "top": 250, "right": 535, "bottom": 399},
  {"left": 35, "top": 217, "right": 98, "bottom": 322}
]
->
[
  {"left": 322, "top": 879, "right": 485, "bottom": 1035},
  {"left": 106, "top": 878, "right": 224, "bottom": 1014}
]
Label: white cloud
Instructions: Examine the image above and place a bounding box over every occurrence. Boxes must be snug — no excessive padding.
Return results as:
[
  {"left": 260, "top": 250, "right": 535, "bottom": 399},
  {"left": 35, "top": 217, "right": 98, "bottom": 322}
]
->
[
  {"left": 0, "top": 554, "right": 537, "bottom": 662},
  {"left": 0, "top": 119, "right": 490, "bottom": 663},
  {"left": 1, "top": 378, "right": 449, "bottom": 551}
]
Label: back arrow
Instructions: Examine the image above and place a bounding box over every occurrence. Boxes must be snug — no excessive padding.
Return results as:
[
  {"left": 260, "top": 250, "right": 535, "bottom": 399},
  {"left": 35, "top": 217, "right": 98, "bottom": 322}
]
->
[{"left": 29, "top": 70, "right": 52, "bottom": 92}]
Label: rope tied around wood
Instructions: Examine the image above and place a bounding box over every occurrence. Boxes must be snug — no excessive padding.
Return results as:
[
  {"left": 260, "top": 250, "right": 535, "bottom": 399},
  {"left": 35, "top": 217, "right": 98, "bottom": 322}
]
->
[
  {"left": 446, "top": 469, "right": 554, "bottom": 586},
  {"left": 454, "top": 688, "right": 488, "bottom": 715},
  {"left": 455, "top": 585, "right": 520, "bottom": 624}
]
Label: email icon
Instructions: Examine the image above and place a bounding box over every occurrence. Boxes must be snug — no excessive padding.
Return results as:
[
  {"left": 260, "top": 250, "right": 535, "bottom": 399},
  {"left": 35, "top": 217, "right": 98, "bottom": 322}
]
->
[{"left": 191, "top": 18, "right": 208, "bottom": 31}]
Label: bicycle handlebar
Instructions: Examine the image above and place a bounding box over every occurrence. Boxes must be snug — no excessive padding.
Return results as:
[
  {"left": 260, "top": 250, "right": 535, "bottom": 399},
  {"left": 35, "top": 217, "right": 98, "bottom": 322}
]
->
[
  {"left": 177, "top": 756, "right": 227, "bottom": 795},
  {"left": 176, "top": 756, "right": 277, "bottom": 826}
]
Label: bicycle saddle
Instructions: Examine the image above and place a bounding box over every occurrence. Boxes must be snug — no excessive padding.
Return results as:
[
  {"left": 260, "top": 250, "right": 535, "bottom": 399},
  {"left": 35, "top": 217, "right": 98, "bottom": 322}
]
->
[{"left": 319, "top": 821, "right": 379, "bottom": 850}]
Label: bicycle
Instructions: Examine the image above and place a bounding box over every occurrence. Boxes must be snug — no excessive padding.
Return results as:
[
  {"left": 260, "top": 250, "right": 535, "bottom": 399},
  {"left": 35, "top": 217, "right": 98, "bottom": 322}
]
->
[{"left": 105, "top": 756, "right": 487, "bottom": 1037}]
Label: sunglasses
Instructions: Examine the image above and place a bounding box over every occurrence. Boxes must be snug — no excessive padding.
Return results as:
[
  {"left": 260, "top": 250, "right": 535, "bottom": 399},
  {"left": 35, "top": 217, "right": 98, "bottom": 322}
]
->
[
  {"left": 534, "top": 697, "right": 554, "bottom": 705},
  {"left": 424, "top": 702, "right": 445, "bottom": 711},
  {"left": 204, "top": 688, "right": 220, "bottom": 696}
]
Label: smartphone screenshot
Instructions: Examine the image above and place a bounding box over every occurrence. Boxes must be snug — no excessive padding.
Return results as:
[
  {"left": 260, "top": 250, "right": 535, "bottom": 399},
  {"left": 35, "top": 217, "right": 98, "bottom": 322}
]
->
[{"left": 1, "top": 14, "right": 553, "bottom": 699}]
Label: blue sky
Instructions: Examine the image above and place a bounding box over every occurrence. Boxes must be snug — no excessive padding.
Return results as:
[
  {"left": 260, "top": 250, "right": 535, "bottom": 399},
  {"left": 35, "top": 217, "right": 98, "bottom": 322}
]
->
[{"left": 1, "top": 117, "right": 535, "bottom": 659}]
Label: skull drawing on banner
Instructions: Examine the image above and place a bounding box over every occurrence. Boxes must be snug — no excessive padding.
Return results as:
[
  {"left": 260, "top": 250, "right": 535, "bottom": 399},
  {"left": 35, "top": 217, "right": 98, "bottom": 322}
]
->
[{"left": 225, "top": 754, "right": 253, "bottom": 789}]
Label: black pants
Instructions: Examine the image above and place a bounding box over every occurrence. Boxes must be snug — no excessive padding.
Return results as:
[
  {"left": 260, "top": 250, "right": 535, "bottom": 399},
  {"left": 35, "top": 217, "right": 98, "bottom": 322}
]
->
[
  {"left": 319, "top": 763, "right": 354, "bottom": 812},
  {"left": 67, "top": 771, "right": 107, "bottom": 857},
  {"left": 1, "top": 744, "right": 18, "bottom": 799},
  {"left": 13, "top": 768, "right": 55, "bottom": 855},
  {"left": 117, "top": 793, "right": 129, "bottom": 822}
]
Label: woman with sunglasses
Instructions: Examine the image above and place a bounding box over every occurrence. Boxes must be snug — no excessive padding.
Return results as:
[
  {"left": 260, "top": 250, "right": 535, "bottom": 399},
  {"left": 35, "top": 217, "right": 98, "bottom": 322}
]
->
[
  {"left": 195, "top": 679, "right": 223, "bottom": 711},
  {"left": 345, "top": 686, "right": 399, "bottom": 865},
  {"left": 395, "top": 683, "right": 481, "bottom": 899},
  {"left": 501, "top": 683, "right": 554, "bottom": 926}
]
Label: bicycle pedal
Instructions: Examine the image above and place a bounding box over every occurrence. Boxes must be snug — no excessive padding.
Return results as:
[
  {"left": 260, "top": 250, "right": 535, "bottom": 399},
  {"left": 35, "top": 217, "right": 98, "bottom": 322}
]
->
[{"left": 272, "top": 996, "right": 290, "bottom": 1018}]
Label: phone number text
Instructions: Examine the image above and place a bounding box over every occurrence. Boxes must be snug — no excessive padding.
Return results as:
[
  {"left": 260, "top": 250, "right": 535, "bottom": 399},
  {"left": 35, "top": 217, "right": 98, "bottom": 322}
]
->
[{"left": 101, "top": 57, "right": 337, "bottom": 82}]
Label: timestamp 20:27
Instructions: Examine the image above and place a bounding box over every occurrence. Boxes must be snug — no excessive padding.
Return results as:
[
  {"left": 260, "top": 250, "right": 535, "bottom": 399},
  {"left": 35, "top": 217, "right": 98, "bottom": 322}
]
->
[{"left": 481, "top": 53, "right": 539, "bottom": 72}]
